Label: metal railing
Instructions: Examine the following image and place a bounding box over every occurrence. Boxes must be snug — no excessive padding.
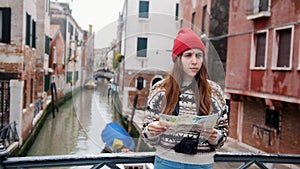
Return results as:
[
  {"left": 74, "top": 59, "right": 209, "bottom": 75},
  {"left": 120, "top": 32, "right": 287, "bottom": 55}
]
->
[
  {"left": 0, "top": 122, "right": 19, "bottom": 150},
  {"left": 0, "top": 151, "right": 300, "bottom": 169}
]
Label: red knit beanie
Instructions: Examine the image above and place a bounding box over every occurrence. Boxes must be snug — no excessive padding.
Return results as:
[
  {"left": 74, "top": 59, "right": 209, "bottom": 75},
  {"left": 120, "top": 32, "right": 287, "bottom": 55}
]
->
[{"left": 172, "top": 27, "right": 206, "bottom": 62}]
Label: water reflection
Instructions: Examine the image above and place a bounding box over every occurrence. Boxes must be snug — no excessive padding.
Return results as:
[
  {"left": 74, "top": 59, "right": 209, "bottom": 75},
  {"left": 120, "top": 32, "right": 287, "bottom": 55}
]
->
[{"left": 27, "top": 79, "right": 115, "bottom": 156}]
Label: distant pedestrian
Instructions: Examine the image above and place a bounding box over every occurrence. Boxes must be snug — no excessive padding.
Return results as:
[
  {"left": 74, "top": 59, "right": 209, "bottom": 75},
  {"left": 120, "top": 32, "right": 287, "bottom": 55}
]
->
[{"left": 142, "top": 27, "right": 229, "bottom": 169}]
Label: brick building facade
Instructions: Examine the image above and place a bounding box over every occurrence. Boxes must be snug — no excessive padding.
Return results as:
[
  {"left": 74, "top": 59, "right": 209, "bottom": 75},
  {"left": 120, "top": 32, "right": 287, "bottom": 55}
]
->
[
  {"left": 0, "top": 0, "right": 51, "bottom": 144},
  {"left": 226, "top": 0, "right": 300, "bottom": 154},
  {"left": 118, "top": 0, "right": 179, "bottom": 113}
]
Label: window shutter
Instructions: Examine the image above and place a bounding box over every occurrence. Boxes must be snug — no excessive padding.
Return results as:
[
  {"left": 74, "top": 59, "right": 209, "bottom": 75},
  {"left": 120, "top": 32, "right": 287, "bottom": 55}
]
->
[
  {"left": 32, "top": 20, "right": 36, "bottom": 48},
  {"left": 26, "top": 13, "right": 31, "bottom": 46},
  {"left": 2, "top": 8, "right": 11, "bottom": 43},
  {"left": 45, "top": 36, "right": 50, "bottom": 54}
]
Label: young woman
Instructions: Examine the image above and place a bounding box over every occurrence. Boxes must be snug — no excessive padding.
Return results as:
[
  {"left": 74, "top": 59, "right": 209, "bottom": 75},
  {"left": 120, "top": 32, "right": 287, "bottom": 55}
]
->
[{"left": 142, "top": 27, "right": 229, "bottom": 169}]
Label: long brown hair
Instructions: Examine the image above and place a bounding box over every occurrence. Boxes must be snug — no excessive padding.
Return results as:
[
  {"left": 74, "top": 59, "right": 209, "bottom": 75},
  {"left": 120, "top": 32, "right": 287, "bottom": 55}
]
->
[{"left": 161, "top": 56, "right": 212, "bottom": 115}]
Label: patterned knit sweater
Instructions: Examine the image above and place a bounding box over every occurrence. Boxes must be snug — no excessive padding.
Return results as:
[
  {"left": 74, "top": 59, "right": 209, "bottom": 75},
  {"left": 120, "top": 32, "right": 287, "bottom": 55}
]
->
[{"left": 142, "top": 79, "right": 229, "bottom": 165}]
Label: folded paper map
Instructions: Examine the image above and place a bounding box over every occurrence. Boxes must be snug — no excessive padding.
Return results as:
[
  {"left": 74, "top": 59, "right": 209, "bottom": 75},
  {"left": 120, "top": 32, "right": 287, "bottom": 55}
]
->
[{"left": 159, "top": 113, "right": 219, "bottom": 134}]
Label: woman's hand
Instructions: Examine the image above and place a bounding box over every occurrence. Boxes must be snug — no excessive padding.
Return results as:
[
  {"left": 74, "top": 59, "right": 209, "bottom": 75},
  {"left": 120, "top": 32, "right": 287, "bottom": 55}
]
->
[
  {"left": 201, "top": 128, "right": 218, "bottom": 142},
  {"left": 148, "top": 121, "right": 167, "bottom": 136}
]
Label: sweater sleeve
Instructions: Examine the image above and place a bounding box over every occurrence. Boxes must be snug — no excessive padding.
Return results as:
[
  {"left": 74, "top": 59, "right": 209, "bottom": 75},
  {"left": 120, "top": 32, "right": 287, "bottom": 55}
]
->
[
  {"left": 142, "top": 86, "right": 166, "bottom": 145},
  {"left": 208, "top": 81, "right": 229, "bottom": 148}
]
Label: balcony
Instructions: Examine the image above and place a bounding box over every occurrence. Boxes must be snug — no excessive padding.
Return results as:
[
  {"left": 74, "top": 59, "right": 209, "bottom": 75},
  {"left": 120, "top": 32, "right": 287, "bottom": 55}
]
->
[{"left": 246, "top": 0, "right": 271, "bottom": 20}]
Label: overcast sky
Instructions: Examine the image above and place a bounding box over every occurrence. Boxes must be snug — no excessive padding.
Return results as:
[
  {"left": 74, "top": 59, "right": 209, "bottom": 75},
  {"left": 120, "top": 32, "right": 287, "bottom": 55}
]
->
[
  {"left": 71, "top": 0, "right": 124, "bottom": 31},
  {"left": 66, "top": 0, "right": 124, "bottom": 48}
]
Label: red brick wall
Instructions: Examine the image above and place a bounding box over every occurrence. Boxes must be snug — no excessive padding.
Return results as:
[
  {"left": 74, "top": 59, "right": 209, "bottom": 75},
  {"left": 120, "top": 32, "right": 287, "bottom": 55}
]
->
[
  {"left": 280, "top": 108, "right": 300, "bottom": 154},
  {"left": 125, "top": 70, "right": 167, "bottom": 109},
  {"left": 236, "top": 100, "right": 300, "bottom": 154},
  {"left": 17, "top": 47, "right": 36, "bottom": 141},
  {"left": 226, "top": 0, "right": 300, "bottom": 99},
  {"left": 50, "top": 30, "right": 65, "bottom": 75},
  {"left": 228, "top": 101, "right": 239, "bottom": 139}
]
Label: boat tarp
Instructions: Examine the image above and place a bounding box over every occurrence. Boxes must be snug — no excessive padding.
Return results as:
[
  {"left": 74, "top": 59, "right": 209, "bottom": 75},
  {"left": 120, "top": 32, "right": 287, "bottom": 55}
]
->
[{"left": 101, "top": 122, "right": 135, "bottom": 150}]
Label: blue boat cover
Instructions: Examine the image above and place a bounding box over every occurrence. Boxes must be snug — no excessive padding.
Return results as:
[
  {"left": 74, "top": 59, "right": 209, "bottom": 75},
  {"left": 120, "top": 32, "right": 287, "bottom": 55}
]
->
[{"left": 101, "top": 122, "right": 135, "bottom": 150}]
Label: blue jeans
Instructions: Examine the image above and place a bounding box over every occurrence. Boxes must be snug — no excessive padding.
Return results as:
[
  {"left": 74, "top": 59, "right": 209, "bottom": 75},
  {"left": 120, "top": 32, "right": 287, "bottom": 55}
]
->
[{"left": 154, "top": 156, "right": 213, "bottom": 169}]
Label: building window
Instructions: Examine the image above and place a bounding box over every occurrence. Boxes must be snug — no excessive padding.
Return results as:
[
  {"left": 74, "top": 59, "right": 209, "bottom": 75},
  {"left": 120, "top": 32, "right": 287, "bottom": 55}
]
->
[
  {"left": 136, "top": 77, "right": 144, "bottom": 90},
  {"left": 265, "top": 109, "right": 280, "bottom": 131},
  {"left": 191, "top": 12, "right": 196, "bottom": 31},
  {"left": 45, "top": 36, "right": 50, "bottom": 55},
  {"left": 175, "top": 3, "right": 179, "bottom": 21},
  {"left": 23, "top": 80, "right": 27, "bottom": 108},
  {"left": 25, "top": 13, "right": 36, "bottom": 48},
  {"left": 75, "top": 71, "right": 79, "bottom": 82},
  {"left": 151, "top": 77, "right": 162, "bottom": 87},
  {"left": 68, "top": 22, "right": 73, "bottom": 36},
  {"left": 272, "top": 26, "right": 293, "bottom": 70},
  {"left": 0, "top": 10, "right": 2, "bottom": 41},
  {"left": 44, "top": 74, "right": 50, "bottom": 91},
  {"left": 251, "top": 31, "right": 268, "bottom": 69},
  {"left": 30, "top": 78, "right": 34, "bottom": 103},
  {"left": 26, "top": 13, "right": 31, "bottom": 46},
  {"left": 139, "top": 1, "right": 149, "bottom": 18},
  {"left": 32, "top": 20, "right": 36, "bottom": 48},
  {"left": 201, "top": 5, "right": 207, "bottom": 34},
  {"left": 0, "top": 8, "right": 11, "bottom": 43},
  {"left": 137, "top": 37, "right": 147, "bottom": 57},
  {"left": 246, "top": 0, "right": 271, "bottom": 20},
  {"left": 66, "top": 72, "right": 72, "bottom": 83}
]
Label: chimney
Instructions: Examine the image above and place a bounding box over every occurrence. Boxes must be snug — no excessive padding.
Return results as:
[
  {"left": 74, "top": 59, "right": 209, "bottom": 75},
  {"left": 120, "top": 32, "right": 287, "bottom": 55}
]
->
[{"left": 89, "top": 24, "right": 93, "bottom": 33}]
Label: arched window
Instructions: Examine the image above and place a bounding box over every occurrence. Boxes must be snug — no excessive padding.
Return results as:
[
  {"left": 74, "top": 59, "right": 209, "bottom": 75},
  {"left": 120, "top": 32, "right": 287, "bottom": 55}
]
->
[
  {"left": 136, "top": 77, "right": 144, "bottom": 90},
  {"left": 151, "top": 77, "right": 162, "bottom": 87}
]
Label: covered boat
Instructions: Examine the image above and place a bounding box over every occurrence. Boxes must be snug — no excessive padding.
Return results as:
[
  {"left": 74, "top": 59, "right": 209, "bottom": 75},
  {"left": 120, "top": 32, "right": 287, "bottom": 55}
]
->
[
  {"left": 101, "top": 122, "right": 135, "bottom": 152},
  {"left": 84, "top": 79, "right": 97, "bottom": 89}
]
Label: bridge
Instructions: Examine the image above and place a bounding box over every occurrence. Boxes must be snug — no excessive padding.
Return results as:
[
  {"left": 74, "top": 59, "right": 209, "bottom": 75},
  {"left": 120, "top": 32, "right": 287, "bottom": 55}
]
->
[
  {"left": 0, "top": 151, "right": 299, "bottom": 169},
  {"left": 0, "top": 122, "right": 300, "bottom": 168},
  {"left": 93, "top": 68, "right": 114, "bottom": 79}
]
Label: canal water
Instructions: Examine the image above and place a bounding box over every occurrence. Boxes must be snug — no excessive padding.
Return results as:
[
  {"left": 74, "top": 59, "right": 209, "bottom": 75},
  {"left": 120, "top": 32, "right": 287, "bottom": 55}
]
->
[{"left": 27, "top": 78, "right": 121, "bottom": 156}]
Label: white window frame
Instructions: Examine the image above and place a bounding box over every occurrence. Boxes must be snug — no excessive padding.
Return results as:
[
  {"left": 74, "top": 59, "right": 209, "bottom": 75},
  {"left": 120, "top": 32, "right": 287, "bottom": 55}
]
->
[
  {"left": 271, "top": 25, "right": 294, "bottom": 70},
  {"left": 138, "top": 0, "right": 149, "bottom": 19},
  {"left": 135, "top": 77, "right": 146, "bottom": 90},
  {"left": 136, "top": 37, "right": 148, "bottom": 58},
  {"left": 250, "top": 29, "right": 268, "bottom": 70}
]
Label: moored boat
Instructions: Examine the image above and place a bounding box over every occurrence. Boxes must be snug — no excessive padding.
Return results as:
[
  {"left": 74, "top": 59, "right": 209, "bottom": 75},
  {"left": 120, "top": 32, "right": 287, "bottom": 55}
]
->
[
  {"left": 84, "top": 79, "right": 97, "bottom": 89},
  {"left": 101, "top": 122, "right": 135, "bottom": 152}
]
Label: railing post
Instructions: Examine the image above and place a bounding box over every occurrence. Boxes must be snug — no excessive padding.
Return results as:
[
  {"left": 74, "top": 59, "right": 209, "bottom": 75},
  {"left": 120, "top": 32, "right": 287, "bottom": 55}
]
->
[{"left": 0, "top": 149, "right": 9, "bottom": 169}]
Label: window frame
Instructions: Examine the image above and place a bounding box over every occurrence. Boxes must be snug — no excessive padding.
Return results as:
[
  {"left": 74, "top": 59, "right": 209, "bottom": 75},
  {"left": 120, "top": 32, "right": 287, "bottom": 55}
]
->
[
  {"left": 136, "top": 37, "right": 148, "bottom": 58},
  {"left": 139, "top": 1, "right": 149, "bottom": 19},
  {"left": 265, "top": 108, "right": 280, "bottom": 131},
  {"left": 271, "top": 25, "right": 294, "bottom": 70},
  {"left": 175, "top": 3, "right": 179, "bottom": 21},
  {"left": 246, "top": 0, "right": 271, "bottom": 20},
  {"left": 250, "top": 30, "right": 268, "bottom": 70},
  {"left": 191, "top": 12, "right": 196, "bottom": 31},
  {"left": 0, "top": 8, "right": 11, "bottom": 44},
  {"left": 26, "top": 13, "right": 31, "bottom": 46},
  {"left": 135, "top": 76, "right": 145, "bottom": 90},
  {"left": 32, "top": 20, "right": 36, "bottom": 48}
]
